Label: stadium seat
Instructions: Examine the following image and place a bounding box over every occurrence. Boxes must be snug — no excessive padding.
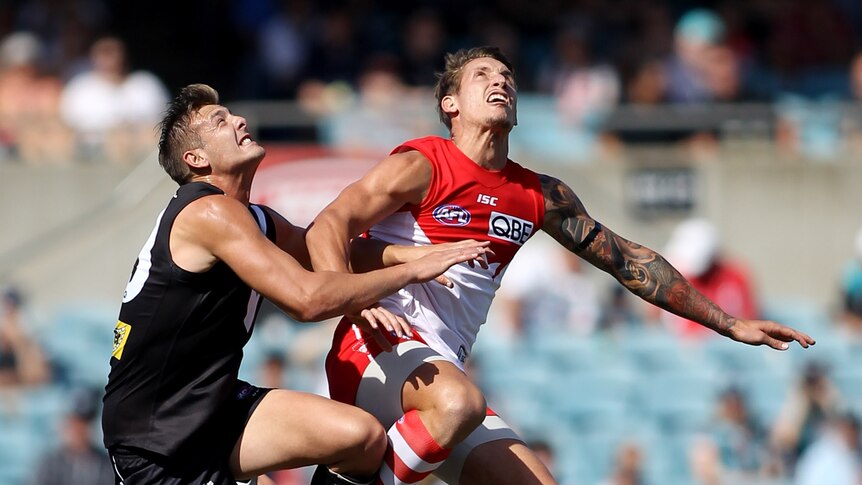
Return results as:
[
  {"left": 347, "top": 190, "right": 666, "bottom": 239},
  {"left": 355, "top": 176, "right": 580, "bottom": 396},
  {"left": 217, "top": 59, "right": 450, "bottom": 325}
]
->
[
  {"left": 0, "top": 416, "right": 43, "bottom": 484},
  {"left": 633, "top": 369, "right": 719, "bottom": 433},
  {"left": 40, "top": 303, "right": 115, "bottom": 388},
  {"left": 760, "top": 297, "right": 831, "bottom": 338}
]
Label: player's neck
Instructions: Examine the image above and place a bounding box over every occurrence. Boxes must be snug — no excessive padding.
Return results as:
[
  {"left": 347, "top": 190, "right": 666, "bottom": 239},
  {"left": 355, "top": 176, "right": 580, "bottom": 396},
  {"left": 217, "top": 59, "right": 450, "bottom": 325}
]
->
[
  {"left": 192, "top": 174, "right": 253, "bottom": 205},
  {"left": 450, "top": 128, "right": 509, "bottom": 171}
]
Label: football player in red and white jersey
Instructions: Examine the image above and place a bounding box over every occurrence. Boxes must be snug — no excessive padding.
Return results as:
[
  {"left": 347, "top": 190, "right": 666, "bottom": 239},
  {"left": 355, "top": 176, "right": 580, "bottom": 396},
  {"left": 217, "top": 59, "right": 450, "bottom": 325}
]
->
[{"left": 306, "top": 46, "right": 815, "bottom": 484}]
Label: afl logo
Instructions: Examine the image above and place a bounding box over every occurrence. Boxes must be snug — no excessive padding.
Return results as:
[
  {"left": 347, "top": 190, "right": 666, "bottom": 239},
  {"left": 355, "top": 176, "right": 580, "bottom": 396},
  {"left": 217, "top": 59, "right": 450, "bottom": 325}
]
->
[{"left": 433, "top": 204, "right": 471, "bottom": 226}]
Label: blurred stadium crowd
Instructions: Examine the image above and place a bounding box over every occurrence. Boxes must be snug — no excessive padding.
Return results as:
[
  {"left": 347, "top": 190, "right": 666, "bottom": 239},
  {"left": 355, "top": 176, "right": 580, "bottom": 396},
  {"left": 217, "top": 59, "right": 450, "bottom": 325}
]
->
[
  {"left": 0, "top": 0, "right": 859, "bottom": 162},
  {"left": 1, "top": 0, "right": 862, "bottom": 484}
]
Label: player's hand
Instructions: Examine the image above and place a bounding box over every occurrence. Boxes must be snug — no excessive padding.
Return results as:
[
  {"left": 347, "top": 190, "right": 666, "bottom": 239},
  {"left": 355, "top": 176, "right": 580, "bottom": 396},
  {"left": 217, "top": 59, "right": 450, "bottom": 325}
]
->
[
  {"left": 347, "top": 304, "right": 412, "bottom": 352},
  {"left": 408, "top": 240, "right": 494, "bottom": 287},
  {"left": 727, "top": 319, "right": 816, "bottom": 350}
]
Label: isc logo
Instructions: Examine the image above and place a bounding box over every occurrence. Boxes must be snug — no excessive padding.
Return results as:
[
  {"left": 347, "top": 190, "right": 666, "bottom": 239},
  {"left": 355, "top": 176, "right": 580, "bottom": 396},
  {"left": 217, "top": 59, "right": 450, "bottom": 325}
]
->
[
  {"left": 432, "top": 204, "right": 471, "bottom": 226},
  {"left": 488, "top": 211, "right": 533, "bottom": 245}
]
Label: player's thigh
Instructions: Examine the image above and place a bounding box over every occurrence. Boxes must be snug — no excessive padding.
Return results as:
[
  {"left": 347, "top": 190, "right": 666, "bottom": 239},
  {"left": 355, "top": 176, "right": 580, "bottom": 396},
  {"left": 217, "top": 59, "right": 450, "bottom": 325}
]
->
[
  {"left": 230, "top": 389, "right": 383, "bottom": 477},
  {"left": 401, "top": 358, "right": 483, "bottom": 414},
  {"left": 352, "top": 339, "right": 451, "bottom": 426},
  {"left": 450, "top": 439, "right": 557, "bottom": 485}
]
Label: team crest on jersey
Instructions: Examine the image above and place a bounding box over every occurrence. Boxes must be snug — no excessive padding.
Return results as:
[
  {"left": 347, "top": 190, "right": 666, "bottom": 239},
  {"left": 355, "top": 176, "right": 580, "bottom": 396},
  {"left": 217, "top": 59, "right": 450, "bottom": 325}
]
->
[
  {"left": 488, "top": 211, "right": 533, "bottom": 245},
  {"left": 432, "top": 204, "right": 471, "bottom": 226},
  {"left": 112, "top": 321, "right": 132, "bottom": 360}
]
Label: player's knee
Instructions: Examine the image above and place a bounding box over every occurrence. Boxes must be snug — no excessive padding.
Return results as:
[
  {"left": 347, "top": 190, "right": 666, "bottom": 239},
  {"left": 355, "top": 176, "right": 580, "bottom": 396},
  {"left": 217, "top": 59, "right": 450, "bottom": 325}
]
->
[
  {"left": 344, "top": 410, "right": 387, "bottom": 461},
  {"left": 437, "top": 380, "right": 486, "bottom": 433}
]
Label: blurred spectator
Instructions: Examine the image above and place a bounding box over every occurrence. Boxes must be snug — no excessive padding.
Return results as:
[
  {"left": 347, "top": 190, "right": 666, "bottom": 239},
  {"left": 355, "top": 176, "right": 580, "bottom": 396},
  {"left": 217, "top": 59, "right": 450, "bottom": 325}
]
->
[
  {"left": 323, "top": 56, "right": 439, "bottom": 156},
  {"left": 399, "top": 9, "right": 446, "bottom": 86},
  {"left": 620, "top": 55, "right": 667, "bottom": 105},
  {"left": 663, "top": 8, "right": 750, "bottom": 104},
  {"left": 15, "top": 0, "right": 105, "bottom": 79},
  {"left": 598, "top": 441, "right": 646, "bottom": 485},
  {"left": 771, "top": 361, "right": 846, "bottom": 472},
  {"left": 305, "top": 8, "right": 362, "bottom": 85},
  {"left": 794, "top": 412, "right": 862, "bottom": 485},
  {"left": 59, "top": 36, "right": 168, "bottom": 164},
  {"left": 766, "top": 0, "right": 854, "bottom": 84},
  {"left": 773, "top": 26, "right": 860, "bottom": 161},
  {"left": 496, "top": 232, "right": 602, "bottom": 339},
  {"left": 31, "top": 387, "right": 113, "bottom": 485},
  {"left": 0, "top": 31, "right": 73, "bottom": 164},
  {"left": 839, "top": 226, "right": 862, "bottom": 338},
  {"left": 259, "top": 351, "right": 289, "bottom": 389},
  {"left": 664, "top": 8, "right": 727, "bottom": 104},
  {"left": 690, "top": 386, "right": 774, "bottom": 484},
  {"left": 536, "top": 22, "right": 620, "bottom": 122},
  {"left": 250, "top": 0, "right": 313, "bottom": 99},
  {"left": 659, "top": 218, "right": 759, "bottom": 340},
  {"left": 0, "top": 286, "right": 50, "bottom": 387},
  {"left": 531, "top": 22, "right": 619, "bottom": 160}
]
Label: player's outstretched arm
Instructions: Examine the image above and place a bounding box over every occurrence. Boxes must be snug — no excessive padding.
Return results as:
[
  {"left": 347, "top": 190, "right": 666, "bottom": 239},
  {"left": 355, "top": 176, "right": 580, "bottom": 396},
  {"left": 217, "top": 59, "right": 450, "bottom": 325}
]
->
[{"left": 538, "top": 174, "right": 815, "bottom": 350}]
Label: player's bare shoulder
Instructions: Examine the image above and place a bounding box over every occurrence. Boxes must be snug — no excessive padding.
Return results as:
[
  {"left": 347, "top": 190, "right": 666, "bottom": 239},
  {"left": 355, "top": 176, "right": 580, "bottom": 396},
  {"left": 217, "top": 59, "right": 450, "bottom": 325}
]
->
[
  {"left": 364, "top": 149, "right": 433, "bottom": 204},
  {"left": 384, "top": 148, "right": 433, "bottom": 178},
  {"left": 178, "top": 194, "right": 252, "bottom": 233},
  {"left": 172, "top": 194, "right": 260, "bottom": 265}
]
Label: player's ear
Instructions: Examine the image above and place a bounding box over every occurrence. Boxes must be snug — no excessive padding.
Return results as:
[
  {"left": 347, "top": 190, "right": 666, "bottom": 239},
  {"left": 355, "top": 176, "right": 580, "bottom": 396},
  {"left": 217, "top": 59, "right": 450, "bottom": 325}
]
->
[
  {"left": 183, "top": 148, "right": 209, "bottom": 169},
  {"left": 441, "top": 95, "right": 458, "bottom": 117}
]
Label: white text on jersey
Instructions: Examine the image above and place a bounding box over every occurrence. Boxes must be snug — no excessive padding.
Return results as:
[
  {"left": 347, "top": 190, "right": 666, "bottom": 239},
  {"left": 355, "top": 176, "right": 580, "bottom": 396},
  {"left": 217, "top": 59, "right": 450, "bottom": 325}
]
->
[{"left": 477, "top": 194, "right": 498, "bottom": 206}]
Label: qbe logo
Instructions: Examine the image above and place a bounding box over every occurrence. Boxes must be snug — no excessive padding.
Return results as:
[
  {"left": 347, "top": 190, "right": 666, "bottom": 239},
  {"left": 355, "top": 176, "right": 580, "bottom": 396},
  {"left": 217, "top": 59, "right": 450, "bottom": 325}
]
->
[
  {"left": 432, "top": 204, "right": 471, "bottom": 226},
  {"left": 488, "top": 211, "right": 533, "bottom": 245}
]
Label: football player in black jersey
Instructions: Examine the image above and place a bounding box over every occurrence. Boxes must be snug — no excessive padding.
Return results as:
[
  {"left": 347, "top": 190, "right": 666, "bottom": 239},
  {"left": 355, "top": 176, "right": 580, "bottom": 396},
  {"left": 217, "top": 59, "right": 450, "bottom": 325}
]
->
[{"left": 102, "top": 84, "right": 492, "bottom": 485}]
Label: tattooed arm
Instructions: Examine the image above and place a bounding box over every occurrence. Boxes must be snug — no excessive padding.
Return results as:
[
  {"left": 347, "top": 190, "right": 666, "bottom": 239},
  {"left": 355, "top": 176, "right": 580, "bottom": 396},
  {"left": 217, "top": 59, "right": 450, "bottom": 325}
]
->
[{"left": 539, "top": 174, "right": 815, "bottom": 349}]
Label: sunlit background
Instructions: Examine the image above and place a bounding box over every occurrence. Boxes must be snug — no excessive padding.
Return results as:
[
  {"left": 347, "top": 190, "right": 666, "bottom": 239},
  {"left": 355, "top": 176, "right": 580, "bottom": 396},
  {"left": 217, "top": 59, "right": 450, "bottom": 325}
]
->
[{"left": 1, "top": 1, "right": 862, "bottom": 484}]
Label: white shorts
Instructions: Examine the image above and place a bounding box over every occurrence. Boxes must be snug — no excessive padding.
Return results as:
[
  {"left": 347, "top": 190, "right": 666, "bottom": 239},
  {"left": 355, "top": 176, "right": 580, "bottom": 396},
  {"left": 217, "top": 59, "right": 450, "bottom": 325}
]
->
[{"left": 325, "top": 319, "right": 521, "bottom": 483}]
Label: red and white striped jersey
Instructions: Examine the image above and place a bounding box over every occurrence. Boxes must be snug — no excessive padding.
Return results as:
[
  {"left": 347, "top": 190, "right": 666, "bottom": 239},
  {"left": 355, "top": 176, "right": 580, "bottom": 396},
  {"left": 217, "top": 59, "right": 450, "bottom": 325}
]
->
[{"left": 369, "top": 136, "right": 545, "bottom": 366}]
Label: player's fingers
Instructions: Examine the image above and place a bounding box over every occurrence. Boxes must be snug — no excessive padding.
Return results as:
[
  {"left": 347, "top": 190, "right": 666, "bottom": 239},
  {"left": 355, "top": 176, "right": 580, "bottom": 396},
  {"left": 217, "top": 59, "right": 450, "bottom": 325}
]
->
[
  {"left": 353, "top": 311, "right": 393, "bottom": 351},
  {"left": 769, "top": 323, "right": 815, "bottom": 348},
  {"left": 361, "top": 310, "right": 393, "bottom": 351},
  {"left": 795, "top": 329, "right": 816, "bottom": 346},
  {"left": 359, "top": 309, "right": 379, "bottom": 331},
  {"left": 477, "top": 252, "right": 490, "bottom": 269},
  {"left": 394, "top": 314, "right": 413, "bottom": 338},
  {"left": 456, "top": 239, "right": 490, "bottom": 248},
  {"left": 434, "top": 274, "right": 453, "bottom": 288},
  {"left": 373, "top": 307, "right": 403, "bottom": 338},
  {"left": 765, "top": 337, "right": 791, "bottom": 351}
]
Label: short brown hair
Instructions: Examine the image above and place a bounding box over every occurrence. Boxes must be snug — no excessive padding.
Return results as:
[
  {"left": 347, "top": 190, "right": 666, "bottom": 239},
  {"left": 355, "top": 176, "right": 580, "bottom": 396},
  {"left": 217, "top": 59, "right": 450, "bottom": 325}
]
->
[
  {"left": 157, "top": 84, "right": 219, "bottom": 185},
  {"left": 433, "top": 46, "right": 514, "bottom": 131}
]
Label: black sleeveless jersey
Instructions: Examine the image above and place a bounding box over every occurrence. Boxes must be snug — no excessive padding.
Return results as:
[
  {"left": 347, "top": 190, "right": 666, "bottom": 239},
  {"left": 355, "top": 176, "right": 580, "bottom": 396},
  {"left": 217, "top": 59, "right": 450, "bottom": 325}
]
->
[{"left": 102, "top": 182, "right": 276, "bottom": 455}]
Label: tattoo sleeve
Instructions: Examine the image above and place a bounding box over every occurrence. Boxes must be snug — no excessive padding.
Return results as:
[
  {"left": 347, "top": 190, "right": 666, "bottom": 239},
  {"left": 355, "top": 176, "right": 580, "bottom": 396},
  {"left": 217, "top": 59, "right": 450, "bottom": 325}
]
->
[{"left": 538, "top": 174, "right": 736, "bottom": 335}]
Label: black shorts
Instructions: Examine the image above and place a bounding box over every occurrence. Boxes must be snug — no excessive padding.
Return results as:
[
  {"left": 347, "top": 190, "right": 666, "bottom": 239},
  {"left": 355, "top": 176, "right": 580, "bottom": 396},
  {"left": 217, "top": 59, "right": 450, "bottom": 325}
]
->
[{"left": 109, "top": 381, "right": 270, "bottom": 485}]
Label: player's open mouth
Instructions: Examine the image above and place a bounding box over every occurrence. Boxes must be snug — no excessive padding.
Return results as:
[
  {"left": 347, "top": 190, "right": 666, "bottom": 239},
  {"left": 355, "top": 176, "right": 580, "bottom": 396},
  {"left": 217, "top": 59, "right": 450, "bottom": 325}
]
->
[
  {"left": 486, "top": 92, "right": 509, "bottom": 105},
  {"left": 239, "top": 134, "right": 253, "bottom": 146}
]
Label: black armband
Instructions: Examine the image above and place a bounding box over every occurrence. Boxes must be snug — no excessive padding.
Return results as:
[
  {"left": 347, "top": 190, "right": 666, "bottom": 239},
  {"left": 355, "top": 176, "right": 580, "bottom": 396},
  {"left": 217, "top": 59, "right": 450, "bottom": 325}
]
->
[{"left": 575, "top": 222, "right": 602, "bottom": 252}]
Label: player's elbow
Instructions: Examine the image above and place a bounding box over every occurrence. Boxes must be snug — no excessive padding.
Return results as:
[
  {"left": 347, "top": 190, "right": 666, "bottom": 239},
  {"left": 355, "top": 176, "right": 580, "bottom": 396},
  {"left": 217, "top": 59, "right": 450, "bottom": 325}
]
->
[
  {"left": 277, "top": 283, "right": 326, "bottom": 322},
  {"left": 290, "top": 279, "right": 347, "bottom": 322},
  {"left": 290, "top": 293, "right": 329, "bottom": 322}
]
